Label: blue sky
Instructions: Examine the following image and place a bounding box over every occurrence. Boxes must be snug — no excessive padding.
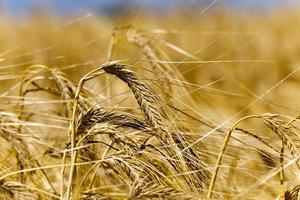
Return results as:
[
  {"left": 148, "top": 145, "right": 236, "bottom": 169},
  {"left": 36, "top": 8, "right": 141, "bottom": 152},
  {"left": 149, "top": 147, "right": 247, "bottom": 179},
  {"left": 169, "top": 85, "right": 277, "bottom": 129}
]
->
[{"left": 1, "top": 0, "right": 299, "bottom": 16}]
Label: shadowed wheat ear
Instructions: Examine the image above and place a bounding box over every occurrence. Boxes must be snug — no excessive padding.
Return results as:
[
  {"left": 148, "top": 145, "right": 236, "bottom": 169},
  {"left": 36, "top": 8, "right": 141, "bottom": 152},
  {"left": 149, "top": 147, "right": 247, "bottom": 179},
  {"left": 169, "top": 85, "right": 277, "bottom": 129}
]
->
[
  {"left": 7, "top": 180, "right": 59, "bottom": 199},
  {"left": 0, "top": 180, "right": 41, "bottom": 200},
  {"left": 129, "top": 181, "right": 196, "bottom": 200},
  {"left": 76, "top": 107, "right": 152, "bottom": 135},
  {"left": 285, "top": 185, "right": 300, "bottom": 200},
  {"left": 276, "top": 185, "right": 300, "bottom": 200},
  {"left": 81, "top": 192, "right": 111, "bottom": 200},
  {"left": 0, "top": 112, "right": 35, "bottom": 183}
]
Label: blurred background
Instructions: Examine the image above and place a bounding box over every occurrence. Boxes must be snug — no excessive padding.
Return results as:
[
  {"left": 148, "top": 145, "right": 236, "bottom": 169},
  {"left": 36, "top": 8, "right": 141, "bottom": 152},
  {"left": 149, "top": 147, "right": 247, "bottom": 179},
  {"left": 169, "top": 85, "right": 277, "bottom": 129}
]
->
[
  {"left": 1, "top": 0, "right": 300, "bottom": 16},
  {"left": 1, "top": 0, "right": 300, "bottom": 118}
]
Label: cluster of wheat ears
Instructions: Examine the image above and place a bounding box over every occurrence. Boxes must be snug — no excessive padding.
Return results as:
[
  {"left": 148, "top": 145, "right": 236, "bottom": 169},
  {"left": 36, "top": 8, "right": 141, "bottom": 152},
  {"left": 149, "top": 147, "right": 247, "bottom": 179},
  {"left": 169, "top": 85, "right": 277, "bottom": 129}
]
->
[{"left": 0, "top": 26, "right": 300, "bottom": 200}]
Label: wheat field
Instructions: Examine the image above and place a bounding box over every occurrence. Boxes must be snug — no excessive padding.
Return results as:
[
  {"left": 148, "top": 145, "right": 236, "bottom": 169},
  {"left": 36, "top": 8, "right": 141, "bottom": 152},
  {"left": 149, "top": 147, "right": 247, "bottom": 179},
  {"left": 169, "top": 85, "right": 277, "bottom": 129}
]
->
[{"left": 0, "top": 7, "right": 300, "bottom": 200}]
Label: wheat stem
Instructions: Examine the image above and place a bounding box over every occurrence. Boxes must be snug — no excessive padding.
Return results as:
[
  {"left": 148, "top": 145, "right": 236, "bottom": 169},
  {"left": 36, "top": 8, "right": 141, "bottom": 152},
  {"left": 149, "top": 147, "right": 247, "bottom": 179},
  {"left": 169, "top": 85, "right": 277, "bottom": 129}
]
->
[{"left": 207, "top": 114, "right": 262, "bottom": 199}]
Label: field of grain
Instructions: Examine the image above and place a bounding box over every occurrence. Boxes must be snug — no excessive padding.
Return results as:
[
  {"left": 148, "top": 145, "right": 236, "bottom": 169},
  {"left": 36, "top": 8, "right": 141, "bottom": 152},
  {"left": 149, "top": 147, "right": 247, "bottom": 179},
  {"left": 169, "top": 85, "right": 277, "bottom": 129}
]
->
[{"left": 1, "top": 8, "right": 300, "bottom": 200}]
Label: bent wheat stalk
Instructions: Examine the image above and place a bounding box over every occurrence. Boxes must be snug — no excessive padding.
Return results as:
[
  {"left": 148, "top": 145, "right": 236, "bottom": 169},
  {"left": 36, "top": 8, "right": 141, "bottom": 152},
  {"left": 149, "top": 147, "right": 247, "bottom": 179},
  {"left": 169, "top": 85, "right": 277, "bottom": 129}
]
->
[
  {"left": 65, "top": 65, "right": 106, "bottom": 199},
  {"left": 207, "top": 114, "right": 262, "bottom": 199}
]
